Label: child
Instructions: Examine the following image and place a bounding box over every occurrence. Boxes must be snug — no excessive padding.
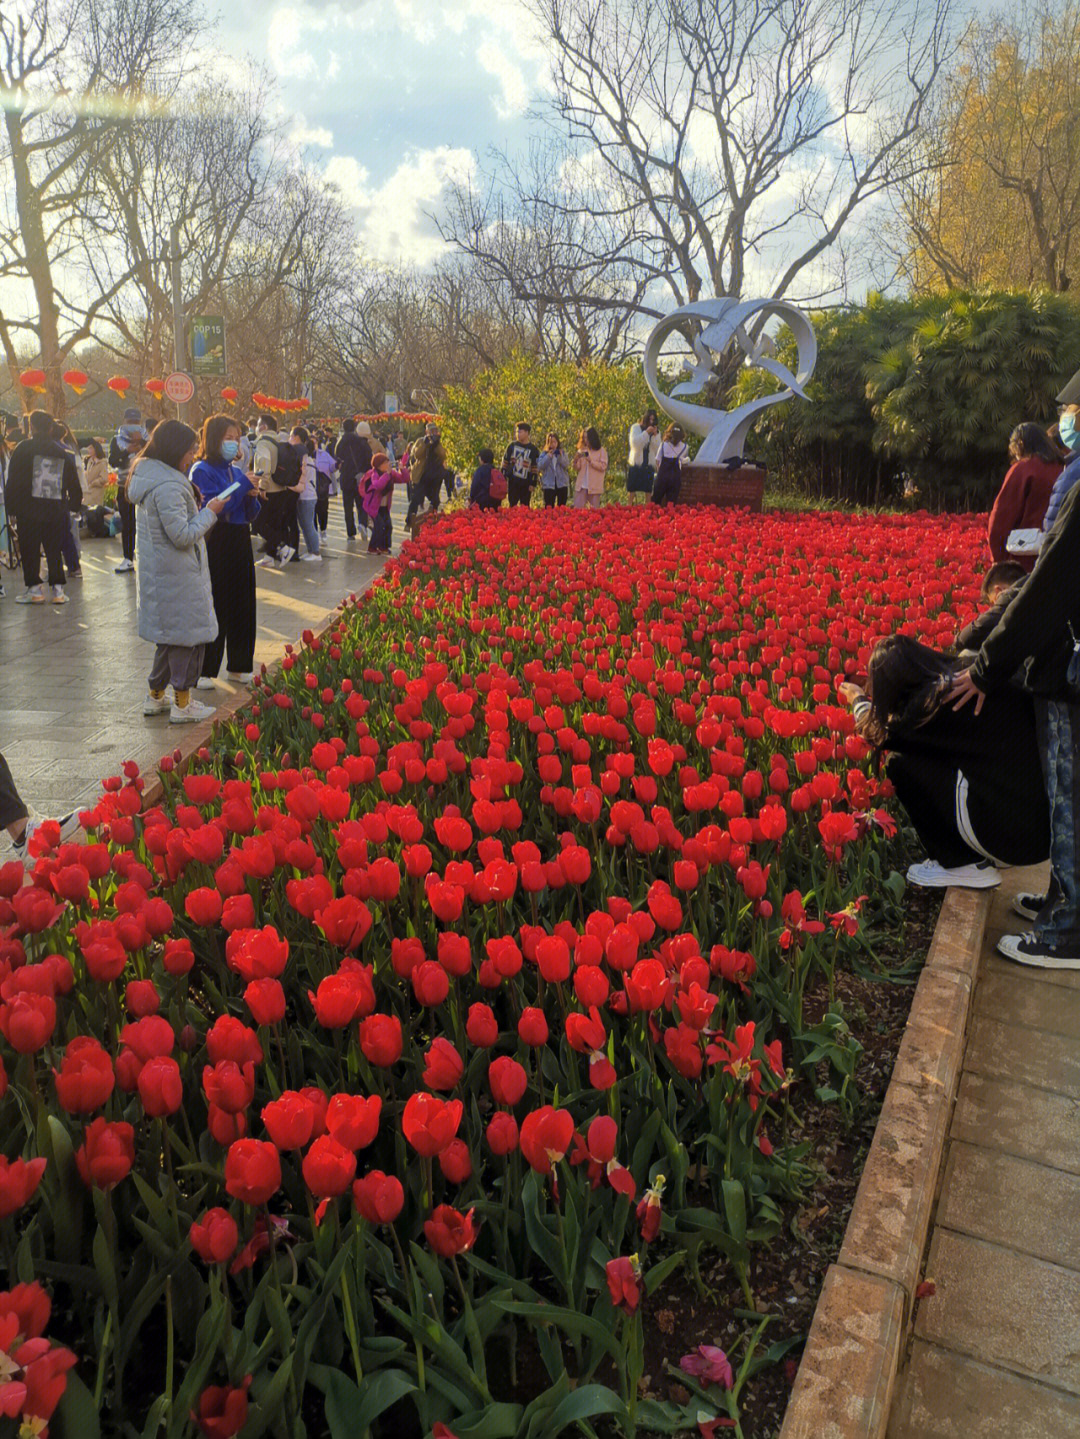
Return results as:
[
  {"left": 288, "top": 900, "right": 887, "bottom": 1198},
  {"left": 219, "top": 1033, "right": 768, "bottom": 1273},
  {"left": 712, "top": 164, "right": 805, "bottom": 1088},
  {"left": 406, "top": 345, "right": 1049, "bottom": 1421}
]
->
[
  {"left": 362, "top": 452, "right": 407, "bottom": 554},
  {"left": 470, "top": 448, "right": 503, "bottom": 509},
  {"left": 502, "top": 422, "right": 540, "bottom": 507}
]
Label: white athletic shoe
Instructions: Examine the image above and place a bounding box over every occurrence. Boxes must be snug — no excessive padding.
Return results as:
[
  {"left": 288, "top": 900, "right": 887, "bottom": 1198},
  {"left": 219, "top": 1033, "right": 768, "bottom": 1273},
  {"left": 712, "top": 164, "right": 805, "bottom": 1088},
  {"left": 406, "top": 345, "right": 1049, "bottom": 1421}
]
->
[
  {"left": 143, "top": 694, "right": 170, "bottom": 716},
  {"left": 195, "top": 677, "right": 216, "bottom": 691},
  {"left": 227, "top": 671, "right": 255, "bottom": 683},
  {"left": 14, "top": 586, "right": 45, "bottom": 604},
  {"left": 169, "top": 698, "right": 216, "bottom": 724},
  {"left": 278, "top": 545, "right": 296, "bottom": 564},
  {"left": 906, "top": 859, "right": 1001, "bottom": 889},
  {"left": 997, "top": 931, "right": 1080, "bottom": 970},
  {"left": 300, "top": 552, "right": 321, "bottom": 562},
  {"left": 50, "top": 586, "right": 68, "bottom": 604}
]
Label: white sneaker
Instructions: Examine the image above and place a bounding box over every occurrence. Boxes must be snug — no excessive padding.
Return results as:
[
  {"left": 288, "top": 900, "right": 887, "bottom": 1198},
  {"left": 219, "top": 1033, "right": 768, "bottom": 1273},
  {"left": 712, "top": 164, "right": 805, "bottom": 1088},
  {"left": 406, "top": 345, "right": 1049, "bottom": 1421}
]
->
[
  {"left": 227, "top": 671, "right": 255, "bottom": 683},
  {"left": 143, "top": 694, "right": 170, "bottom": 716},
  {"left": 319, "top": 530, "right": 327, "bottom": 538},
  {"left": 169, "top": 698, "right": 216, "bottom": 724},
  {"left": 906, "top": 859, "right": 1001, "bottom": 889},
  {"left": 195, "top": 677, "right": 216, "bottom": 691},
  {"left": 278, "top": 545, "right": 296, "bottom": 564},
  {"left": 13, "top": 809, "right": 80, "bottom": 860},
  {"left": 14, "top": 587, "right": 45, "bottom": 604},
  {"left": 114, "top": 559, "right": 134, "bottom": 573},
  {"left": 300, "top": 553, "right": 321, "bottom": 562},
  {"left": 255, "top": 555, "right": 278, "bottom": 569},
  {"left": 50, "top": 585, "right": 67, "bottom": 604}
]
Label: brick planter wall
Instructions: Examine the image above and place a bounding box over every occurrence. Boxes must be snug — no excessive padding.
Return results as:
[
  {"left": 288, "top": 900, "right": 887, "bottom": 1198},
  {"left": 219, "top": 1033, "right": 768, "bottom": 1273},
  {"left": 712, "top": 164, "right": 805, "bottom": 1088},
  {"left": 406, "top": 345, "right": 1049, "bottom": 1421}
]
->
[{"left": 677, "top": 463, "right": 766, "bottom": 511}]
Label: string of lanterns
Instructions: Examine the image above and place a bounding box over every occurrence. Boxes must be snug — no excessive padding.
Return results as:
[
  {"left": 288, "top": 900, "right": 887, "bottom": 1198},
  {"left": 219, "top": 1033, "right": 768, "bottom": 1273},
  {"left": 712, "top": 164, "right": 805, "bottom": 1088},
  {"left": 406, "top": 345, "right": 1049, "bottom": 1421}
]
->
[{"left": 16, "top": 371, "right": 439, "bottom": 425}]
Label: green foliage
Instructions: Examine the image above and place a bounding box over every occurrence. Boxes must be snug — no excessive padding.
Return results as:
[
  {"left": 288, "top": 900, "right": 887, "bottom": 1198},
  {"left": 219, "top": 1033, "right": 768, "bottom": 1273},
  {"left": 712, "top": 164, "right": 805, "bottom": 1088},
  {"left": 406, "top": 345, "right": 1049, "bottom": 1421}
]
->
[
  {"left": 440, "top": 351, "right": 656, "bottom": 482},
  {"left": 734, "top": 289, "right": 1080, "bottom": 508}
]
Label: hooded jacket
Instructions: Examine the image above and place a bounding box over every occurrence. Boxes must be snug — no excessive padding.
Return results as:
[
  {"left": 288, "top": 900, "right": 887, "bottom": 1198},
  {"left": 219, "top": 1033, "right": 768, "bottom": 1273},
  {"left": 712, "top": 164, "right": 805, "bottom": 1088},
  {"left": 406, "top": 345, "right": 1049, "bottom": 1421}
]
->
[
  {"left": 5, "top": 437, "right": 81, "bottom": 522},
  {"left": 127, "top": 458, "right": 218, "bottom": 646}
]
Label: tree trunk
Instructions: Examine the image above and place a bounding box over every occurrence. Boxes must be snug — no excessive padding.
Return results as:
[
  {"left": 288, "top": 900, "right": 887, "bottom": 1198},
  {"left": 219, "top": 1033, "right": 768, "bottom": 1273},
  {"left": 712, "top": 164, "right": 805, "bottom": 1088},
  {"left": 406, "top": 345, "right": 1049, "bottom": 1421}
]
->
[{"left": 5, "top": 111, "right": 66, "bottom": 419}]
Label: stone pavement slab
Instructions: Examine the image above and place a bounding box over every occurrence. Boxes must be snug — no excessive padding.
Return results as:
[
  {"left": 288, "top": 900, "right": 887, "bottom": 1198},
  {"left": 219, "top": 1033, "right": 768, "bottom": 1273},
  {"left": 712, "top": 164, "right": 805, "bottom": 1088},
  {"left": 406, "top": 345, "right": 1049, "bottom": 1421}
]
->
[
  {"left": 890, "top": 868, "right": 1080, "bottom": 1439},
  {"left": 1, "top": 491, "right": 406, "bottom": 827},
  {"left": 889, "top": 1340, "right": 1080, "bottom": 1438},
  {"left": 963, "top": 1013, "right": 1080, "bottom": 1098},
  {"left": 915, "top": 1229, "right": 1080, "bottom": 1394},
  {"left": 973, "top": 968, "right": 1080, "bottom": 1038},
  {"left": 951, "top": 1071, "right": 1080, "bottom": 1175},
  {"left": 937, "top": 1141, "right": 1080, "bottom": 1270}
]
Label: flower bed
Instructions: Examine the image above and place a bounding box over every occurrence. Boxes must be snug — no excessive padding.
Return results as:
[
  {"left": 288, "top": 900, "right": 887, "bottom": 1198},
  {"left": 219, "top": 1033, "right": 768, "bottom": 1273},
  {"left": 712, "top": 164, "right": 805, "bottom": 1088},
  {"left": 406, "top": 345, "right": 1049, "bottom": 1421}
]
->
[{"left": 0, "top": 506, "right": 985, "bottom": 1439}]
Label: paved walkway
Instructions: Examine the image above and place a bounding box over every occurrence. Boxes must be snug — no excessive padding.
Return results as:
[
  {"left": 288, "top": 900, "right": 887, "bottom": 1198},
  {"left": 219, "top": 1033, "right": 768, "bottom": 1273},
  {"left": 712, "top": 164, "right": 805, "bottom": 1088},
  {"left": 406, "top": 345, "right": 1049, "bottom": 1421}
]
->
[
  {"left": 889, "top": 862, "right": 1080, "bottom": 1438},
  {"left": 1, "top": 491, "right": 408, "bottom": 828}
]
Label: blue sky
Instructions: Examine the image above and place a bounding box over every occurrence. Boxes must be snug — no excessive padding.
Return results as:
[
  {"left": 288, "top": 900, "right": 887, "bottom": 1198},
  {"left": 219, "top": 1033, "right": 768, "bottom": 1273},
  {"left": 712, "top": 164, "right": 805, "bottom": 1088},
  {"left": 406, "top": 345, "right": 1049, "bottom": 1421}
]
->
[{"left": 220, "top": 0, "right": 546, "bottom": 267}]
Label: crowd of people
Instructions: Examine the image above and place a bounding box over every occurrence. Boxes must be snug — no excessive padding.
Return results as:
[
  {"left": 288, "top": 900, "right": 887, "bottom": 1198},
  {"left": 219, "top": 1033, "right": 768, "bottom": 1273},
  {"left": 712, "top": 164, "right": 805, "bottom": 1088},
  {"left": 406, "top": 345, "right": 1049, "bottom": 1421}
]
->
[{"left": 835, "top": 374, "right": 1080, "bottom": 970}]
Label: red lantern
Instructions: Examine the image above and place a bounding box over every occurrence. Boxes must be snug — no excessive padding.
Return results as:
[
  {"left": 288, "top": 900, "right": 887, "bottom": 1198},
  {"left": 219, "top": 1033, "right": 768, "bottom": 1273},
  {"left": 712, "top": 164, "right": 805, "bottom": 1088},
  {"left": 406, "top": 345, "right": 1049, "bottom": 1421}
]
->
[
  {"left": 62, "top": 368, "right": 88, "bottom": 396},
  {"left": 107, "top": 376, "right": 131, "bottom": 397},
  {"left": 145, "top": 378, "right": 165, "bottom": 398},
  {"left": 19, "top": 368, "right": 46, "bottom": 394},
  {"left": 221, "top": 387, "right": 238, "bottom": 406}
]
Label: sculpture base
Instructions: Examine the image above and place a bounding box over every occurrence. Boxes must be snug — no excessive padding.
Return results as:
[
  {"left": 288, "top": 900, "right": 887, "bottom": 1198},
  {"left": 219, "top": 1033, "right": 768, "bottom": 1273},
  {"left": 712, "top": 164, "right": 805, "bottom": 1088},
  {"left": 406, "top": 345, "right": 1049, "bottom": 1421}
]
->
[{"left": 676, "top": 463, "right": 765, "bottom": 512}]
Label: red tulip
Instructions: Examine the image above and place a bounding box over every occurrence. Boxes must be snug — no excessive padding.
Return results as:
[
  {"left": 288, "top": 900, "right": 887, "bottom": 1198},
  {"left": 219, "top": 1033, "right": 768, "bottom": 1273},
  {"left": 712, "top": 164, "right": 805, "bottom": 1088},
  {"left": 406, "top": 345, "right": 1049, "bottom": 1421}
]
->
[
  {"left": 352, "top": 1170, "right": 405, "bottom": 1224},
  {"left": 606, "top": 1255, "right": 641, "bottom": 1312},
  {"left": 261, "top": 1092, "right": 316, "bottom": 1150},
  {"left": 424, "top": 1204, "right": 478, "bottom": 1257},
  {"left": 0, "top": 1154, "right": 46, "bottom": 1218},
  {"left": 53, "top": 1037, "right": 115, "bottom": 1114},
  {"left": 401, "top": 1093, "right": 463, "bottom": 1157},
  {"left": 519, "top": 1105, "right": 575, "bottom": 1175},
  {"left": 224, "top": 1140, "right": 281, "bottom": 1206},
  {"left": 358, "top": 1013, "right": 403, "bottom": 1066},
  {"left": 422, "top": 1037, "right": 464, "bottom": 1091},
  {"left": 324, "top": 1093, "right": 381, "bottom": 1150},
  {"left": 75, "top": 1119, "right": 135, "bottom": 1188},
  {"left": 190, "top": 1208, "right": 239, "bottom": 1264},
  {"left": 192, "top": 1375, "right": 252, "bottom": 1438},
  {"left": 302, "top": 1135, "right": 357, "bottom": 1197}
]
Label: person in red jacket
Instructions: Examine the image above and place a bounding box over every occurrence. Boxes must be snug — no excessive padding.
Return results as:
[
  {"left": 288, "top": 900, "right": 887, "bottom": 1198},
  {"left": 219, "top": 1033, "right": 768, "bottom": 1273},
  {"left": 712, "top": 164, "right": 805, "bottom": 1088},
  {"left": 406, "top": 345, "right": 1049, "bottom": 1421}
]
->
[{"left": 986, "top": 422, "right": 1062, "bottom": 569}]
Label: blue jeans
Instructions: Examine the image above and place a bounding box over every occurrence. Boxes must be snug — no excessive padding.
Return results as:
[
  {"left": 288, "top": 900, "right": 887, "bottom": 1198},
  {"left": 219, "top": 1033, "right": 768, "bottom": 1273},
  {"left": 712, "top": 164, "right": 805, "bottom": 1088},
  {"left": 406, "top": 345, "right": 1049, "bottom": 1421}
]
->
[
  {"left": 297, "top": 497, "right": 320, "bottom": 556},
  {"left": 1034, "top": 697, "right": 1080, "bottom": 949}
]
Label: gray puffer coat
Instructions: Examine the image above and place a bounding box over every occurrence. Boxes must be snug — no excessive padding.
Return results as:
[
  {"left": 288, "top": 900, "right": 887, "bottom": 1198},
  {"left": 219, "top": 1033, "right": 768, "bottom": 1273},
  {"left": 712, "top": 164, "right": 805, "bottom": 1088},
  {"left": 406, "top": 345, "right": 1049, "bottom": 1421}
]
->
[{"left": 127, "top": 458, "right": 219, "bottom": 646}]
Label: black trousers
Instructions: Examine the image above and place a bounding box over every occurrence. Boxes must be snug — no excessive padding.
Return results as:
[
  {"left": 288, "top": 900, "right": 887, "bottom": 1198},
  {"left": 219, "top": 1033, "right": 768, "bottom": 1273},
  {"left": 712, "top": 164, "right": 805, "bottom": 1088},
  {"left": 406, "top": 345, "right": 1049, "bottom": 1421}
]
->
[
  {"left": 258, "top": 491, "right": 289, "bottom": 555},
  {"left": 543, "top": 488, "right": 568, "bottom": 507},
  {"left": 652, "top": 474, "right": 681, "bottom": 505},
  {"left": 281, "top": 490, "right": 299, "bottom": 554},
  {"left": 406, "top": 472, "right": 443, "bottom": 522},
  {"left": 0, "top": 752, "right": 28, "bottom": 830},
  {"left": 117, "top": 488, "right": 136, "bottom": 560},
  {"left": 202, "top": 523, "right": 257, "bottom": 677},
  {"left": 342, "top": 480, "right": 367, "bottom": 536},
  {"left": 315, "top": 488, "right": 330, "bottom": 531},
  {"left": 17, "top": 513, "right": 66, "bottom": 587},
  {"left": 508, "top": 477, "right": 531, "bottom": 507}
]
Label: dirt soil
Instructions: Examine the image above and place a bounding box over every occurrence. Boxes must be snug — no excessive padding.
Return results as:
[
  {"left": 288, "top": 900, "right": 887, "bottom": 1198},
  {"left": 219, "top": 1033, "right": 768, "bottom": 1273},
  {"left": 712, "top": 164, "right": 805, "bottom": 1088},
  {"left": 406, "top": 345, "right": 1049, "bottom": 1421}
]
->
[{"left": 634, "top": 883, "right": 943, "bottom": 1438}]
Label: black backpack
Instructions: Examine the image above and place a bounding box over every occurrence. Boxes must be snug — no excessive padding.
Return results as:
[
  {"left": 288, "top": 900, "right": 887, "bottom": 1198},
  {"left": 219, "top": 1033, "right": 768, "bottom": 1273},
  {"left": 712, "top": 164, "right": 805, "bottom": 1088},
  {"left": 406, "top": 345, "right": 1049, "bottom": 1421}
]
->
[{"left": 268, "top": 438, "right": 301, "bottom": 492}]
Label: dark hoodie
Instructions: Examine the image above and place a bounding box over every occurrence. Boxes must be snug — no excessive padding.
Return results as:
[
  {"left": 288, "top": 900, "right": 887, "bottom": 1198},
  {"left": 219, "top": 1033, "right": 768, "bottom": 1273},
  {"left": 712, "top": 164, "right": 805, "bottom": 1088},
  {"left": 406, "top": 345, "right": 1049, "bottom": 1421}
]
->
[{"left": 5, "top": 436, "right": 81, "bottom": 522}]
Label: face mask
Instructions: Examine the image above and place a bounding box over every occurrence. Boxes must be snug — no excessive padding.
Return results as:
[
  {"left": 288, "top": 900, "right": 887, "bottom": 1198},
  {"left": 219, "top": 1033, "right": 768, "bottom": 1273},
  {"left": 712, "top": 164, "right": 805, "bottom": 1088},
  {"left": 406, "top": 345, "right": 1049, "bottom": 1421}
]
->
[
  {"left": 1060, "top": 413, "right": 1078, "bottom": 449},
  {"left": 221, "top": 440, "right": 239, "bottom": 461}
]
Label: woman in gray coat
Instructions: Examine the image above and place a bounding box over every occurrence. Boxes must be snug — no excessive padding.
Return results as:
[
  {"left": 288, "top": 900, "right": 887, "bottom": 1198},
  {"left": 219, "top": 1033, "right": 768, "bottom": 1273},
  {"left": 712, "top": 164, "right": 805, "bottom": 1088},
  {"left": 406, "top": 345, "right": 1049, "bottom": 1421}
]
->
[{"left": 127, "top": 421, "right": 228, "bottom": 724}]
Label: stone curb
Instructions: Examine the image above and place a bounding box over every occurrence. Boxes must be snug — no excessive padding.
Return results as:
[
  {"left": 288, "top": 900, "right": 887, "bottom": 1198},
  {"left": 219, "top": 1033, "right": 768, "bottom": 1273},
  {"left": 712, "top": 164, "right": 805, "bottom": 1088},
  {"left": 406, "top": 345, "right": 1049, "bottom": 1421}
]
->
[{"left": 779, "top": 885, "right": 993, "bottom": 1439}]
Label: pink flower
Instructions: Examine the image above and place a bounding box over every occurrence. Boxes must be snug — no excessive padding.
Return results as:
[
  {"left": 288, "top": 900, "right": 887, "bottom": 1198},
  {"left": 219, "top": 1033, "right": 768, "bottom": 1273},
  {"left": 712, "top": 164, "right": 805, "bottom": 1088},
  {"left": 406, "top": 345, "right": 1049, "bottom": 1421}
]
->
[{"left": 680, "top": 1344, "right": 734, "bottom": 1389}]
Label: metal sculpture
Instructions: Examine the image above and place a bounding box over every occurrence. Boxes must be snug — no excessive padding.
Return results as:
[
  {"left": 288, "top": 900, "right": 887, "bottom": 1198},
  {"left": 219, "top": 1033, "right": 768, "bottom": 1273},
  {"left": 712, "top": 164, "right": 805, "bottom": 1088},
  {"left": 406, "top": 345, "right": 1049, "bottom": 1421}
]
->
[{"left": 642, "top": 298, "right": 817, "bottom": 465}]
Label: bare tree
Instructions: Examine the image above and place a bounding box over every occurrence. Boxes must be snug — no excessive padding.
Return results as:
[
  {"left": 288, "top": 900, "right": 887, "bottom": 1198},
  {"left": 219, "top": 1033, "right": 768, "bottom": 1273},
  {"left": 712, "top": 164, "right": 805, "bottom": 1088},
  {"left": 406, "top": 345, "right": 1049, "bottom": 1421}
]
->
[
  {"left": 446, "top": 0, "right": 958, "bottom": 338},
  {"left": 0, "top": 0, "right": 198, "bottom": 413}
]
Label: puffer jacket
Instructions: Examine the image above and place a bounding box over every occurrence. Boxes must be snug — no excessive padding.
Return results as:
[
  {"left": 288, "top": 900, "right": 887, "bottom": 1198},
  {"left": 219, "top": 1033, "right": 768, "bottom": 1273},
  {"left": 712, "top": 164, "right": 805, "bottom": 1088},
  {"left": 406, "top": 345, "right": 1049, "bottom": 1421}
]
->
[{"left": 127, "top": 458, "right": 218, "bottom": 646}]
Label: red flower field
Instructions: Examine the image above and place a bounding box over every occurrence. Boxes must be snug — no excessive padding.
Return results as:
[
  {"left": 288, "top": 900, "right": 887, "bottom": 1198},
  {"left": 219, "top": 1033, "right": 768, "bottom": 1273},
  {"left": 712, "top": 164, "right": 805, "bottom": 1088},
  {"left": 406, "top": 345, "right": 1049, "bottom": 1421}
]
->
[{"left": 0, "top": 506, "right": 985, "bottom": 1438}]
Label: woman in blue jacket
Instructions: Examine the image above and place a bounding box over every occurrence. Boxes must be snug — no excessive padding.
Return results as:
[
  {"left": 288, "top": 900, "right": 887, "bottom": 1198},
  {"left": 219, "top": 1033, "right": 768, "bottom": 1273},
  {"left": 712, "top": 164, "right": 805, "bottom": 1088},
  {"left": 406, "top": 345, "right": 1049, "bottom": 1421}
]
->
[{"left": 191, "top": 414, "right": 261, "bottom": 686}]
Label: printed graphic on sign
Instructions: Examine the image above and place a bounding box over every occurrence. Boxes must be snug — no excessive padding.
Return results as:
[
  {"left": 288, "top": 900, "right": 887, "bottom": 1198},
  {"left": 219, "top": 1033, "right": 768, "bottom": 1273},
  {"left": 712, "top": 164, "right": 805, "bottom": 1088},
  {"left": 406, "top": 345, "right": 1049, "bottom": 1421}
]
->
[
  {"left": 189, "top": 316, "right": 227, "bottom": 376},
  {"left": 165, "top": 372, "right": 196, "bottom": 405},
  {"left": 31, "top": 454, "right": 63, "bottom": 501}
]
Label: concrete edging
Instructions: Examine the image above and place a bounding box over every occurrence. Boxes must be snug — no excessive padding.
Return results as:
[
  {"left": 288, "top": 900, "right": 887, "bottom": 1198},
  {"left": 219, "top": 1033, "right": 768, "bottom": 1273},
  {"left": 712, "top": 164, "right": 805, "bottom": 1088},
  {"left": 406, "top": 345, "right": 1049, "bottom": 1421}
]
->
[{"left": 779, "top": 885, "right": 993, "bottom": 1439}]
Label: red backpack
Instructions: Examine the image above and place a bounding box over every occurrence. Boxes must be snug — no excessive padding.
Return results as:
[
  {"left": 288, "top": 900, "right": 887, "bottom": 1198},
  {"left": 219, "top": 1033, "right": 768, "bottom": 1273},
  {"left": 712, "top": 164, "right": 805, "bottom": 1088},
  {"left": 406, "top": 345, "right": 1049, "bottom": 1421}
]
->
[{"left": 489, "top": 467, "right": 508, "bottom": 501}]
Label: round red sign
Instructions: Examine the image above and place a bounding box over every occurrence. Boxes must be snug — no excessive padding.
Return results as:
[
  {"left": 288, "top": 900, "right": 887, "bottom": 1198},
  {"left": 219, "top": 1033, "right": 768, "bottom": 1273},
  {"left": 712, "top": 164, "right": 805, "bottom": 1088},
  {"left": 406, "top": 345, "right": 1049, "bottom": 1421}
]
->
[{"left": 164, "top": 371, "right": 195, "bottom": 404}]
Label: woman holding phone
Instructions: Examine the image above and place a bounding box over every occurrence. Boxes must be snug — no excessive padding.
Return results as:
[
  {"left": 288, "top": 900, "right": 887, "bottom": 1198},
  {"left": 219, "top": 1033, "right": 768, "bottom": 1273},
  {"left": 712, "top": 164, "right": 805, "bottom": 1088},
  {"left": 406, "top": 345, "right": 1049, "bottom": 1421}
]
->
[{"left": 190, "top": 413, "right": 262, "bottom": 686}]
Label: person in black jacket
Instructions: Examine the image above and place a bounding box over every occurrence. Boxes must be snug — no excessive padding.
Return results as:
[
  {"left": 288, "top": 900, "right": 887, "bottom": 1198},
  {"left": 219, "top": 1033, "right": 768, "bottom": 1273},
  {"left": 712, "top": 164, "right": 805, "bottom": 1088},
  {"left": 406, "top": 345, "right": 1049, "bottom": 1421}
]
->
[
  {"left": 6, "top": 409, "right": 82, "bottom": 604},
  {"left": 109, "top": 406, "right": 148, "bottom": 573},
  {"left": 952, "top": 480, "right": 1080, "bottom": 967},
  {"left": 841, "top": 635, "right": 1049, "bottom": 889},
  {"left": 469, "top": 449, "right": 499, "bottom": 510},
  {"left": 334, "top": 419, "right": 372, "bottom": 539}
]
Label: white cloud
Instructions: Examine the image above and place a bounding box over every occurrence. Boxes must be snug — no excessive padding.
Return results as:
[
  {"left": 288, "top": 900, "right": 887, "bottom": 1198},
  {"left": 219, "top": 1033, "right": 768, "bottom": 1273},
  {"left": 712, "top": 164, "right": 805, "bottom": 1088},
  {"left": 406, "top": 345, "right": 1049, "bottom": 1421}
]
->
[
  {"left": 323, "top": 145, "right": 476, "bottom": 267},
  {"left": 323, "top": 155, "right": 371, "bottom": 208},
  {"left": 291, "top": 121, "right": 334, "bottom": 148},
  {"left": 476, "top": 39, "right": 531, "bottom": 119}
]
